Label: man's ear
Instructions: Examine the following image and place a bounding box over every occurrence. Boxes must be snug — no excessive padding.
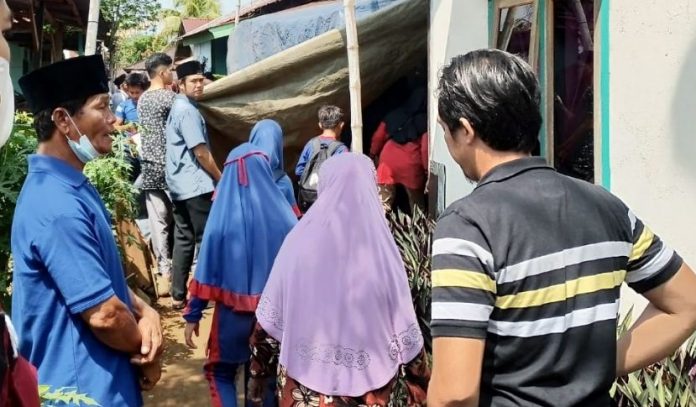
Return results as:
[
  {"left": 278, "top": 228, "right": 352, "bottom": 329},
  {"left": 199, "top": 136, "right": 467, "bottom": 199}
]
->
[
  {"left": 459, "top": 118, "right": 476, "bottom": 145},
  {"left": 51, "top": 108, "right": 72, "bottom": 136}
]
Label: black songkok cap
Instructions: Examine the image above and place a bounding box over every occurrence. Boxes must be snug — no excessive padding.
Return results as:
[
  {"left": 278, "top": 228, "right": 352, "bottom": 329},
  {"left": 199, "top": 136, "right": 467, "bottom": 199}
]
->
[
  {"left": 18, "top": 55, "right": 110, "bottom": 114},
  {"left": 176, "top": 60, "right": 204, "bottom": 81}
]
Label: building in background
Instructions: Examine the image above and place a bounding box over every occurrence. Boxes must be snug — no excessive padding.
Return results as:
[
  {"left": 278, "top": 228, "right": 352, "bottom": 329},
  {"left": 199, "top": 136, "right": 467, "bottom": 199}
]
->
[{"left": 5, "top": 0, "right": 106, "bottom": 93}]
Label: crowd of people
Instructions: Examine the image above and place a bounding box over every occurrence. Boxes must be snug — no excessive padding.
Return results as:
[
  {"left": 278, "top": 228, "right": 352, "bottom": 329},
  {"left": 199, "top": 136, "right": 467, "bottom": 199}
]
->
[{"left": 3, "top": 0, "right": 696, "bottom": 405}]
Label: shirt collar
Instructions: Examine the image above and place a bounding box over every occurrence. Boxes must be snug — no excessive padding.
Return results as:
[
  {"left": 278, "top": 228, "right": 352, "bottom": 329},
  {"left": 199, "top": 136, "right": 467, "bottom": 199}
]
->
[
  {"left": 28, "top": 154, "right": 87, "bottom": 187},
  {"left": 476, "top": 156, "right": 553, "bottom": 189}
]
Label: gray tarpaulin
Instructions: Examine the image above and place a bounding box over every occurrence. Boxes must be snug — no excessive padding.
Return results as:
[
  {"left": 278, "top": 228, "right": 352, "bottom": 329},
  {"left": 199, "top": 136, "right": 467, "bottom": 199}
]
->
[{"left": 198, "top": 0, "right": 427, "bottom": 172}]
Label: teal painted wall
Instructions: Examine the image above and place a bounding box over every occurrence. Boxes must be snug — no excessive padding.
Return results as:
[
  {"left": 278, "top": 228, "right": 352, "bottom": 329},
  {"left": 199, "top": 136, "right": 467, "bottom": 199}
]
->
[
  {"left": 8, "top": 43, "right": 27, "bottom": 92},
  {"left": 599, "top": 0, "right": 610, "bottom": 189}
]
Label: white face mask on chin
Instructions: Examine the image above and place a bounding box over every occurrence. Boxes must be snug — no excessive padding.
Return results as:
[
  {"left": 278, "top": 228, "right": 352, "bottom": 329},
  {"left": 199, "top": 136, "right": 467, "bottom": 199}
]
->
[
  {"left": 53, "top": 108, "right": 103, "bottom": 164},
  {"left": 0, "top": 57, "right": 15, "bottom": 149}
]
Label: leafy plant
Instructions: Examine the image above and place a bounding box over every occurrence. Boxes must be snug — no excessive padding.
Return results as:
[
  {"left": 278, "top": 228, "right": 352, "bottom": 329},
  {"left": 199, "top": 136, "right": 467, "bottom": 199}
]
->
[
  {"left": 389, "top": 206, "right": 435, "bottom": 354},
  {"left": 612, "top": 309, "right": 696, "bottom": 406},
  {"left": 0, "top": 113, "right": 38, "bottom": 309},
  {"left": 39, "top": 385, "right": 100, "bottom": 406},
  {"left": 83, "top": 135, "right": 139, "bottom": 222}
]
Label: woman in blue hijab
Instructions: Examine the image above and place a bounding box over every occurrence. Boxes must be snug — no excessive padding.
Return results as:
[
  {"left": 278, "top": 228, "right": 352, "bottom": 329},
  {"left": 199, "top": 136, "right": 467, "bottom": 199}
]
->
[
  {"left": 183, "top": 143, "right": 297, "bottom": 407},
  {"left": 249, "top": 119, "right": 301, "bottom": 217}
]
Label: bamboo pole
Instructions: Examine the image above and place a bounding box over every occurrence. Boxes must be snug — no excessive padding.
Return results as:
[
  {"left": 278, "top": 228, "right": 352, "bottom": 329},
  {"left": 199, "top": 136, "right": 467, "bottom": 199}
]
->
[{"left": 343, "top": 0, "right": 363, "bottom": 153}]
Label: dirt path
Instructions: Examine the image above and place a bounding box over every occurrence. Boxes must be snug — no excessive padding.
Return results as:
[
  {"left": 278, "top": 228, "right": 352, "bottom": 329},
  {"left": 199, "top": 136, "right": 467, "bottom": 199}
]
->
[{"left": 143, "top": 300, "right": 213, "bottom": 406}]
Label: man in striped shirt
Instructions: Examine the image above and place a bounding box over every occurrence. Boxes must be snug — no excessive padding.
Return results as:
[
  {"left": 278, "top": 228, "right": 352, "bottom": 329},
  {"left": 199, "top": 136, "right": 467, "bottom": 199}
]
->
[{"left": 427, "top": 49, "right": 696, "bottom": 406}]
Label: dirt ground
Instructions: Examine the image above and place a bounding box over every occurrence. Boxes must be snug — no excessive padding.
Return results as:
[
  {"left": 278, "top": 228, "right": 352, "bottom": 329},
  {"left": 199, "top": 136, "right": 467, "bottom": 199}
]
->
[{"left": 142, "top": 299, "right": 213, "bottom": 406}]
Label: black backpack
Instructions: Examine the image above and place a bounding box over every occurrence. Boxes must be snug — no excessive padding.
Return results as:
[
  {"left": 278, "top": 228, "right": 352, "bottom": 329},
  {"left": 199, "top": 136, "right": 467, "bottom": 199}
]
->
[{"left": 298, "top": 138, "right": 344, "bottom": 212}]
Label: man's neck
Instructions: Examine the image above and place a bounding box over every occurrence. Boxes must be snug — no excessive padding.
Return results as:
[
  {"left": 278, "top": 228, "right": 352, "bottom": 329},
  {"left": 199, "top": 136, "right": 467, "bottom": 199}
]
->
[
  {"left": 320, "top": 130, "right": 338, "bottom": 139},
  {"left": 474, "top": 149, "right": 530, "bottom": 181},
  {"left": 149, "top": 78, "right": 166, "bottom": 90},
  {"left": 37, "top": 135, "right": 85, "bottom": 172}
]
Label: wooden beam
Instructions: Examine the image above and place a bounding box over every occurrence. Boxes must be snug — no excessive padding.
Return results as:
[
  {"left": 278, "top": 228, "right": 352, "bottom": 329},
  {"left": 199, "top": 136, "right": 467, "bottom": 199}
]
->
[
  {"left": 29, "top": 0, "right": 39, "bottom": 51},
  {"left": 496, "top": 0, "right": 534, "bottom": 9},
  {"left": 63, "top": 0, "right": 83, "bottom": 27}
]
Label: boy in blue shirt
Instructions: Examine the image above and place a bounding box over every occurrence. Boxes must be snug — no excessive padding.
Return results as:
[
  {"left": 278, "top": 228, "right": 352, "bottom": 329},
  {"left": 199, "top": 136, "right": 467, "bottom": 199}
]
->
[
  {"left": 116, "top": 72, "right": 148, "bottom": 133},
  {"left": 295, "top": 105, "right": 348, "bottom": 178},
  {"left": 13, "top": 55, "right": 163, "bottom": 406}
]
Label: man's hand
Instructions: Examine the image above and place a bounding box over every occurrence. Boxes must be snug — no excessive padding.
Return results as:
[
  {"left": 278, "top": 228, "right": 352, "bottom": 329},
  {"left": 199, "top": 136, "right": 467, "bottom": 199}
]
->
[
  {"left": 139, "top": 358, "right": 162, "bottom": 391},
  {"left": 185, "top": 322, "right": 200, "bottom": 349},
  {"left": 131, "top": 308, "right": 163, "bottom": 365},
  {"left": 247, "top": 377, "right": 265, "bottom": 407}
]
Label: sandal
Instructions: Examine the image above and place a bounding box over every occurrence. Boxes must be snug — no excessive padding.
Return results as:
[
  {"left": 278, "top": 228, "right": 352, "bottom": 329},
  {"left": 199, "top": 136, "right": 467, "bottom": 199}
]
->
[{"left": 171, "top": 300, "right": 187, "bottom": 310}]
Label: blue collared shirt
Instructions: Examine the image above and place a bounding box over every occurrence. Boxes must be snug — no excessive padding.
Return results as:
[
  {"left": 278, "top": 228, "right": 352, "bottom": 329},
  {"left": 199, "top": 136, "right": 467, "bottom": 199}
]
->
[
  {"left": 165, "top": 95, "right": 215, "bottom": 201},
  {"left": 116, "top": 98, "right": 139, "bottom": 124},
  {"left": 11, "top": 155, "right": 142, "bottom": 407}
]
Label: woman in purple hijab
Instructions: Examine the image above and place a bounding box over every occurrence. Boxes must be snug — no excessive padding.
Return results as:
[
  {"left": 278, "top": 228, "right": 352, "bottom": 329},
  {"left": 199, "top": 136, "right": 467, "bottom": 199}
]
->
[{"left": 248, "top": 153, "right": 430, "bottom": 406}]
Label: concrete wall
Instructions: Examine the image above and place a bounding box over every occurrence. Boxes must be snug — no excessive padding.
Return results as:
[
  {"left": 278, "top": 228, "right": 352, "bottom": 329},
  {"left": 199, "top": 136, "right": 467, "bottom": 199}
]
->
[
  {"left": 608, "top": 1, "right": 696, "bottom": 316},
  {"left": 428, "top": 0, "right": 489, "bottom": 206},
  {"left": 191, "top": 42, "right": 213, "bottom": 66}
]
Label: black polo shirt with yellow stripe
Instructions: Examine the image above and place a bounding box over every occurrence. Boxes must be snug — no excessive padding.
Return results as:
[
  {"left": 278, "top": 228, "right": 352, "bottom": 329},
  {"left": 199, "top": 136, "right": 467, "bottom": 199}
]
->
[{"left": 431, "top": 157, "right": 682, "bottom": 406}]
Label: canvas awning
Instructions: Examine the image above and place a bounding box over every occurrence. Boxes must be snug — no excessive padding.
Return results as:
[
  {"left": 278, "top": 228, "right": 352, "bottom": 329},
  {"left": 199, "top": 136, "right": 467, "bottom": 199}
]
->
[{"left": 199, "top": 0, "right": 427, "bottom": 172}]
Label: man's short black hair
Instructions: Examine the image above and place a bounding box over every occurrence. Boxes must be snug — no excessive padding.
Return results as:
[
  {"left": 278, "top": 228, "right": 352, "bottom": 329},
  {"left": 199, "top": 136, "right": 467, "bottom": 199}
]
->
[
  {"left": 318, "top": 105, "right": 344, "bottom": 130},
  {"left": 145, "top": 53, "right": 173, "bottom": 78},
  {"left": 125, "top": 72, "right": 149, "bottom": 90},
  {"left": 113, "top": 74, "right": 126, "bottom": 87},
  {"left": 438, "top": 49, "right": 542, "bottom": 153},
  {"left": 33, "top": 98, "right": 87, "bottom": 142}
]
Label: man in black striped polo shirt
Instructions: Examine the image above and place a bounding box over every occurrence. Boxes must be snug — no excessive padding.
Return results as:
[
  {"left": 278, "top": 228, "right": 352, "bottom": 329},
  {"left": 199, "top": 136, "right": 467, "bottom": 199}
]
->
[{"left": 427, "top": 49, "right": 696, "bottom": 406}]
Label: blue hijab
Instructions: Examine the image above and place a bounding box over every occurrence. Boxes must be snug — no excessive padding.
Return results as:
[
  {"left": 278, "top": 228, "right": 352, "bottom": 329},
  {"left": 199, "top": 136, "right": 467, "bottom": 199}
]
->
[
  {"left": 189, "top": 143, "right": 298, "bottom": 311},
  {"left": 249, "top": 119, "right": 300, "bottom": 216}
]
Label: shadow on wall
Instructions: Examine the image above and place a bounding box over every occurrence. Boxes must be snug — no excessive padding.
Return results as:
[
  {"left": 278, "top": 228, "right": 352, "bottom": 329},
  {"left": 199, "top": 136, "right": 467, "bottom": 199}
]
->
[{"left": 671, "top": 34, "right": 696, "bottom": 177}]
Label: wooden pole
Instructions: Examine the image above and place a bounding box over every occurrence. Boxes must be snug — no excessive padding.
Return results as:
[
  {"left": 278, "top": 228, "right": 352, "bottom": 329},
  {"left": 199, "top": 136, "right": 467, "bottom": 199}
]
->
[
  {"left": 343, "top": 0, "right": 363, "bottom": 153},
  {"left": 85, "top": 0, "right": 102, "bottom": 55},
  {"left": 235, "top": 0, "right": 241, "bottom": 25}
]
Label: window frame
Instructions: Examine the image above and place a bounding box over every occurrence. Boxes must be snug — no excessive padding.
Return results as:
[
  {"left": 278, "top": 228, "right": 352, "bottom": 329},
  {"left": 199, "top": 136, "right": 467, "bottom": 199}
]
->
[{"left": 491, "top": 0, "right": 540, "bottom": 72}]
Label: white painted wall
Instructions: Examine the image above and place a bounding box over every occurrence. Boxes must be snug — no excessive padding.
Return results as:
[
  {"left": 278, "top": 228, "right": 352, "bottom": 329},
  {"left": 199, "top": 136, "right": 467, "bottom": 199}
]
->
[
  {"left": 609, "top": 1, "right": 696, "bottom": 316},
  {"left": 428, "top": 0, "right": 489, "bottom": 206}
]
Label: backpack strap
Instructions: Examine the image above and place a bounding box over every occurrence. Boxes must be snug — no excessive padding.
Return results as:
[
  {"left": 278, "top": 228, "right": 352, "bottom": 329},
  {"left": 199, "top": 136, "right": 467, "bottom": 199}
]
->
[
  {"left": 310, "top": 137, "right": 324, "bottom": 157},
  {"left": 327, "top": 140, "right": 344, "bottom": 156}
]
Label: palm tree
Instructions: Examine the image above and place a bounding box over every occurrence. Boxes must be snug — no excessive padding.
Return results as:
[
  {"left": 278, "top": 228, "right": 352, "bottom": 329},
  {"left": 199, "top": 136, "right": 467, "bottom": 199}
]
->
[{"left": 174, "top": 0, "right": 222, "bottom": 19}]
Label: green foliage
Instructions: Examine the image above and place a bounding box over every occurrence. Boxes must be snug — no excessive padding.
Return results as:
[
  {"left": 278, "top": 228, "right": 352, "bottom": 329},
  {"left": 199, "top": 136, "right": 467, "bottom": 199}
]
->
[
  {"left": 612, "top": 309, "right": 696, "bottom": 406},
  {"left": 100, "top": 0, "right": 161, "bottom": 33},
  {"left": 115, "top": 33, "right": 166, "bottom": 68},
  {"left": 174, "top": 0, "right": 221, "bottom": 19},
  {"left": 389, "top": 207, "right": 435, "bottom": 354},
  {"left": 0, "top": 113, "right": 37, "bottom": 308},
  {"left": 83, "top": 135, "right": 138, "bottom": 222},
  {"left": 100, "top": 0, "right": 162, "bottom": 68},
  {"left": 39, "top": 385, "right": 100, "bottom": 406}
]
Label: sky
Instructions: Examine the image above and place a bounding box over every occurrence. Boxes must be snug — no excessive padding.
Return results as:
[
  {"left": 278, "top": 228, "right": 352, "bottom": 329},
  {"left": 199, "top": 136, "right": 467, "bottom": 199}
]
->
[{"left": 158, "top": 0, "right": 250, "bottom": 15}]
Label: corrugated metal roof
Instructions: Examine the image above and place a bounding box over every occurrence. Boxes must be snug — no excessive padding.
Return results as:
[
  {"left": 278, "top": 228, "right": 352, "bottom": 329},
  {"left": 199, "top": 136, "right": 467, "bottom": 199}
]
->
[{"left": 182, "top": 18, "right": 212, "bottom": 34}]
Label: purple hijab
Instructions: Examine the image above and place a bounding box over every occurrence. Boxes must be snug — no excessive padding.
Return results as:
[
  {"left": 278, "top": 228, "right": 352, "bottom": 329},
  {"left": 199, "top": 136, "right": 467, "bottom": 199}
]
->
[{"left": 256, "top": 153, "right": 423, "bottom": 397}]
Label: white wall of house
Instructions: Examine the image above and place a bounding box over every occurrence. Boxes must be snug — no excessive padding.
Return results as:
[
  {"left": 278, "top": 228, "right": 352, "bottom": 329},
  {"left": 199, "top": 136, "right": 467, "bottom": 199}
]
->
[
  {"left": 428, "top": 0, "right": 489, "bottom": 206},
  {"left": 190, "top": 42, "right": 212, "bottom": 65},
  {"left": 608, "top": 1, "right": 696, "bottom": 316}
]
